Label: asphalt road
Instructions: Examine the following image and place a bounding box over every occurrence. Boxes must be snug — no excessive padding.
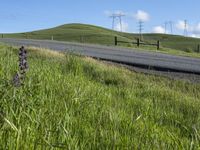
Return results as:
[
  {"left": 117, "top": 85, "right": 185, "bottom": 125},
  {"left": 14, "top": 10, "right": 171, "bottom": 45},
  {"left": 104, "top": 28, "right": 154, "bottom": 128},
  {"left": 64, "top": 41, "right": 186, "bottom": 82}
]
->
[{"left": 1, "top": 38, "right": 200, "bottom": 74}]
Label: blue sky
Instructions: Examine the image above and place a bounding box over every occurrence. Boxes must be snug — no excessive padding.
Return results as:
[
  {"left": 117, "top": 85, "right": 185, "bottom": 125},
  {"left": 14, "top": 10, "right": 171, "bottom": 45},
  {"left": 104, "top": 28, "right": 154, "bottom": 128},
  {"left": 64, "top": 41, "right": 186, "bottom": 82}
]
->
[{"left": 1, "top": 0, "right": 200, "bottom": 37}]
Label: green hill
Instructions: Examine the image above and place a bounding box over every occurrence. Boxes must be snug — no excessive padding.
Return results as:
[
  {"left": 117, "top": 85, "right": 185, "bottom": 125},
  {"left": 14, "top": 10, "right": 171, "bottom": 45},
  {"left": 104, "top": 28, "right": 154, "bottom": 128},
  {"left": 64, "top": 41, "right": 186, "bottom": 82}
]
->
[
  {"left": 0, "top": 45, "right": 200, "bottom": 149},
  {"left": 3, "top": 23, "right": 200, "bottom": 52},
  {"left": 4, "top": 24, "right": 133, "bottom": 46}
]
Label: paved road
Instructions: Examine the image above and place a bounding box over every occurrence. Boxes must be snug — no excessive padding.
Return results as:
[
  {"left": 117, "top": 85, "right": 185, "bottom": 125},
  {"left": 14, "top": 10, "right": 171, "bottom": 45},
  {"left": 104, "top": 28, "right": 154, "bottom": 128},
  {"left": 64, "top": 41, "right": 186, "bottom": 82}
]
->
[{"left": 1, "top": 38, "right": 200, "bottom": 74}]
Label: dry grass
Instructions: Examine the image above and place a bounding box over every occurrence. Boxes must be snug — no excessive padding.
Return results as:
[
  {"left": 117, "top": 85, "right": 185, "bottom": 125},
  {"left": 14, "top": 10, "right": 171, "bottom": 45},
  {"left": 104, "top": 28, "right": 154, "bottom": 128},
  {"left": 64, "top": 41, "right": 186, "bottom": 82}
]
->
[{"left": 27, "top": 46, "right": 65, "bottom": 58}]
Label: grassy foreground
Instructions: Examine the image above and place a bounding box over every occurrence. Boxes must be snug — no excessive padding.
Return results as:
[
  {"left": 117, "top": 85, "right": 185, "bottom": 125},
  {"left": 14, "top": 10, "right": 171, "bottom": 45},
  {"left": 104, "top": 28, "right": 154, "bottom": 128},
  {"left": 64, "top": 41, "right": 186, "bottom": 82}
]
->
[{"left": 0, "top": 45, "right": 200, "bottom": 149}]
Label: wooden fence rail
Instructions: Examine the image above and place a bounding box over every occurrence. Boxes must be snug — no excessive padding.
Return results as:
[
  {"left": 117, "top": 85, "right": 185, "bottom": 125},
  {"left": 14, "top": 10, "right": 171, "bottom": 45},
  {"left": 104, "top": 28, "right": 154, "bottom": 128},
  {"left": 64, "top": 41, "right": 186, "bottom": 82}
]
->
[{"left": 198, "top": 44, "right": 200, "bottom": 53}]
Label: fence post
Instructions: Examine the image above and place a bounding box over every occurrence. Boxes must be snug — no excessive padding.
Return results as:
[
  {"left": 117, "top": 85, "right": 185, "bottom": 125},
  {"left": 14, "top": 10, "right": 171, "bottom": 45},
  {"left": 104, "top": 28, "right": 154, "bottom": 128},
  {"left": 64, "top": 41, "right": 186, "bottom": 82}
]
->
[
  {"left": 115, "top": 36, "right": 118, "bottom": 46},
  {"left": 80, "top": 36, "right": 84, "bottom": 43},
  {"left": 157, "top": 40, "right": 160, "bottom": 50},
  {"left": 2, "top": 34, "right": 3, "bottom": 38},
  {"left": 51, "top": 36, "right": 54, "bottom": 41},
  {"left": 137, "top": 38, "right": 140, "bottom": 47}
]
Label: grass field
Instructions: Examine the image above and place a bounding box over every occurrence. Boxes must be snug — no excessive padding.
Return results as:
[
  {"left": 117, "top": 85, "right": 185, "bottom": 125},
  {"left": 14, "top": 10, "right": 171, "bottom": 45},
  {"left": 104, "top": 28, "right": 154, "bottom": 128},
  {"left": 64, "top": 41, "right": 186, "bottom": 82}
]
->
[
  {"left": 3, "top": 23, "right": 200, "bottom": 53},
  {"left": 0, "top": 44, "right": 200, "bottom": 149}
]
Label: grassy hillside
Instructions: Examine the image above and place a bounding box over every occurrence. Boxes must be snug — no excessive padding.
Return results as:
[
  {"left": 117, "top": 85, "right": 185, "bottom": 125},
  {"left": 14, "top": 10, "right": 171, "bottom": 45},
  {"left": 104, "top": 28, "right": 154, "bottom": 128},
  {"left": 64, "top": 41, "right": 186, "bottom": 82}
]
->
[
  {"left": 142, "top": 33, "right": 200, "bottom": 52},
  {"left": 0, "top": 45, "right": 200, "bottom": 149},
  {"left": 4, "top": 24, "right": 132, "bottom": 46},
  {"left": 3, "top": 23, "right": 200, "bottom": 52}
]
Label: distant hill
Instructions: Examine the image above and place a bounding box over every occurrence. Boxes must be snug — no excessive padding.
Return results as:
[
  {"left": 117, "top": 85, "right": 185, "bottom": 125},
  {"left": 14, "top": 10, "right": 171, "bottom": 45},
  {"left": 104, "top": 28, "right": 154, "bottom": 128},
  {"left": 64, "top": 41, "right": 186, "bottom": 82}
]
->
[{"left": 3, "top": 23, "right": 200, "bottom": 52}]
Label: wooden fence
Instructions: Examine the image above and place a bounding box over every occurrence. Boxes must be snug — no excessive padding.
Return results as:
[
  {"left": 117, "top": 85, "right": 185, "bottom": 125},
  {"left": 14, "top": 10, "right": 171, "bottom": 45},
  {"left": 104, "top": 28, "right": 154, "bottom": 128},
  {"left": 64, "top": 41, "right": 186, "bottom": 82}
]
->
[{"left": 114, "top": 36, "right": 160, "bottom": 50}]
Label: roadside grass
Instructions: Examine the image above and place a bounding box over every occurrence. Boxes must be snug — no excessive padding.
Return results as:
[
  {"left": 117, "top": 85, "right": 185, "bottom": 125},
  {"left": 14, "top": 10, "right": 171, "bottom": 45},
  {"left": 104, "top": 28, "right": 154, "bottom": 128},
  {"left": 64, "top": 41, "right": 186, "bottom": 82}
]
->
[
  {"left": 118, "top": 43, "right": 200, "bottom": 58},
  {"left": 0, "top": 44, "right": 200, "bottom": 149}
]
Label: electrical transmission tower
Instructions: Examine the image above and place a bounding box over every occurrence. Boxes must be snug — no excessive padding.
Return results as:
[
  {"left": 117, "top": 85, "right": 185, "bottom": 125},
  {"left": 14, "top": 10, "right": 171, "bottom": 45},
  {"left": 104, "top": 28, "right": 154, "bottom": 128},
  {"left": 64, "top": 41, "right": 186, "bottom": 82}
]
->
[
  {"left": 184, "top": 20, "right": 188, "bottom": 36},
  {"left": 164, "top": 22, "right": 168, "bottom": 34},
  {"left": 110, "top": 13, "right": 125, "bottom": 32},
  {"left": 138, "top": 20, "right": 144, "bottom": 41},
  {"left": 110, "top": 15, "right": 117, "bottom": 30},
  {"left": 164, "top": 21, "right": 173, "bottom": 34},
  {"left": 169, "top": 21, "right": 173, "bottom": 34}
]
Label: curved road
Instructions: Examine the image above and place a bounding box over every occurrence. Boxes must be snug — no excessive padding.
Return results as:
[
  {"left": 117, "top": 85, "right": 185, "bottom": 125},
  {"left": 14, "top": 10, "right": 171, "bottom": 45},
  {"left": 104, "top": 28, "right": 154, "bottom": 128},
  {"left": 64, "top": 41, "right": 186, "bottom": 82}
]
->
[{"left": 1, "top": 38, "right": 200, "bottom": 74}]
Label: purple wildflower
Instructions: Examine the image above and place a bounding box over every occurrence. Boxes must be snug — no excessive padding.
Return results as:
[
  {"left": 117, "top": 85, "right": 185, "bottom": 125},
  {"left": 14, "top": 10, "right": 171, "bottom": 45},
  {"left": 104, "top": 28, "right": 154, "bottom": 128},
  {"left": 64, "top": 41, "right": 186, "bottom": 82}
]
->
[{"left": 12, "top": 46, "right": 28, "bottom": 87}]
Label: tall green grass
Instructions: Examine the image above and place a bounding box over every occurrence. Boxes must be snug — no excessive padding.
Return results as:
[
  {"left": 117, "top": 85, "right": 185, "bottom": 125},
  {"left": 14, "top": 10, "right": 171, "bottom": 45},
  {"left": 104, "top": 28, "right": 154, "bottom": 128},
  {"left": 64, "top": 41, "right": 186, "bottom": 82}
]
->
[{"left": 0, "top": 45, "right": 200, "bottom": 149}]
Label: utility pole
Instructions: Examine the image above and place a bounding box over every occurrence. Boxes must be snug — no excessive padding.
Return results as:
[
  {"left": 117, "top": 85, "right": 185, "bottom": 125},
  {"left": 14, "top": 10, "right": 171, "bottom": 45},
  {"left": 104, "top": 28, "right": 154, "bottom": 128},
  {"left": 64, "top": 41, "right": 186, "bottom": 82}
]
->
[
  {"left": 119, "top": 15, "right": 122, "bottom": 32},
  {"left": 138, "top": 20, "right": 144, "bottom": 41},
  {"left": 110, "top": 13, "right": 125, "bottom": 32},
  {"left": 184, "top": 20, "right": 188, "bottom": 37},
  {"left": 169, "top": 21, "right": 173, "bottom": 34},
  {"left": 164, "top": 22, "right": 168, "bottom": 34}
]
